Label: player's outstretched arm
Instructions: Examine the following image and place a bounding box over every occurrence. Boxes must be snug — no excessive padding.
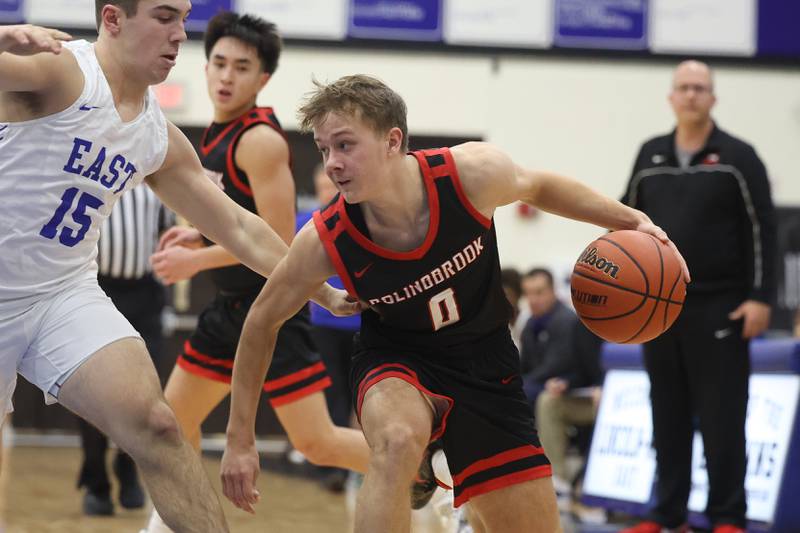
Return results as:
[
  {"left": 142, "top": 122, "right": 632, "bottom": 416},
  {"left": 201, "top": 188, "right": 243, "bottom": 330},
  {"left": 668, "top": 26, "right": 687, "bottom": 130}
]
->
[
  {"left": 451, "top": 141, "right": 689, "bottom": 281},
  {"left": 147, "top": 122, "right": 289, "bottom": 279},
  {"left": 151, "top": 124, "right": 298, "bottom": 284},
  {"left": 221, "top": 224, "right": 337, "bottom": 513},
  {"left": 0, "top": 24, "right": 73, "bottom": 92}
]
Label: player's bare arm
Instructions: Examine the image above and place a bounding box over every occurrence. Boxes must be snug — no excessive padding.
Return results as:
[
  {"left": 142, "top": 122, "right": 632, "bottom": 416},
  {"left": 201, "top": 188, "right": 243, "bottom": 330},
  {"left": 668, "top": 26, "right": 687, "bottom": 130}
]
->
[
  {"left": 0, "top": 24, "right": 80, "bottom": 119},
  {"left": 450, "top": 141, "right": 689, "bottom": 280},
  {"left": 151, "top": 124, "right": 294, "bottom": 283},
  {"left": 146, "top": 121, "right": 289, "bottom": 278},
  {"left": 221, "top": 222, "right": 337, "bottom": 512}
]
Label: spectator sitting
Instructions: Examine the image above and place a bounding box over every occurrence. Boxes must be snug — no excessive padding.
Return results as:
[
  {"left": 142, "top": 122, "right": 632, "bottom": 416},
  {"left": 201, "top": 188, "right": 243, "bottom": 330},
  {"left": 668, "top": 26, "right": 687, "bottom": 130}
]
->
[
  {"left": 519, "top": 268, "right": 575, "bottom": 405},
  {"left": 536, "top": 321, "right": 603, "bottom": 505}
]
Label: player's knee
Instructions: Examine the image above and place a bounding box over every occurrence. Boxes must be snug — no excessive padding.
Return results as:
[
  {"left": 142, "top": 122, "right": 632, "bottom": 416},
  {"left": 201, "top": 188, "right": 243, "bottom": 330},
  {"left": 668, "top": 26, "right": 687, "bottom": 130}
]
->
[
  {"left": 371, "top": 423, "right": 426, "bottom": 466},
  {"left": 144, "top": 400, "right": 182, "bottom": 446}
]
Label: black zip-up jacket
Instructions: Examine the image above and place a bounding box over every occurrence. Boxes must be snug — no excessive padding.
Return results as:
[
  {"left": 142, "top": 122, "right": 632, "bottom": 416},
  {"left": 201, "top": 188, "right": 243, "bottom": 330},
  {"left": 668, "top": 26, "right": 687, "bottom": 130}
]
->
[{"left": 621, "top": 124, "right": 776, "bottom": 304}]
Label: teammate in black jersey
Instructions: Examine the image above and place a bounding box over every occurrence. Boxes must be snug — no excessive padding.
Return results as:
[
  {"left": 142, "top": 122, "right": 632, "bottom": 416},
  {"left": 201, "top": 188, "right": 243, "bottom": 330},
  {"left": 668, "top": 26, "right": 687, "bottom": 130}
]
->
[
  {"left": 222, "top": 75, "right": 689, "bottom": 531},
  {"left": 144, "top": 13, "right": 370, "bottom": 531}
]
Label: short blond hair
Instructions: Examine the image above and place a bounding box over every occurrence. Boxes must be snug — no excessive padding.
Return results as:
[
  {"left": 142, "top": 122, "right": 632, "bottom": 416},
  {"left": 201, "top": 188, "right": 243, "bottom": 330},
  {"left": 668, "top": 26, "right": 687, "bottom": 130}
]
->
[{"left": 298, "top": 75, "right": 409, "bottom": 151}]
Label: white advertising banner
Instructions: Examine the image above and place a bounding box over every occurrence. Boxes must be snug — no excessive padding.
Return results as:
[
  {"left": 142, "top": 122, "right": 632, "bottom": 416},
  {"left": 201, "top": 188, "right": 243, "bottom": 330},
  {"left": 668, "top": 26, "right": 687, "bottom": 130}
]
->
[
  {"left": 26, "top": 0, "right": 95, "bottom": 29},
  {"left": 585, "top": 370, "right": 799, "bottom": 524},
  {"left": 584, "top": 370, "right": 657, "bottom": 503},
  {"left": 688, "top": 374, "right": 800, "bottom": 522},
  {"left": 649, "top": 0, "right": 757, "bottom": 56},
  {"left": 443, "top": 0, "right": 552, "bottom": 49},
  {"left": 235, "top": 0, "right": 348, "bottom": 40}
]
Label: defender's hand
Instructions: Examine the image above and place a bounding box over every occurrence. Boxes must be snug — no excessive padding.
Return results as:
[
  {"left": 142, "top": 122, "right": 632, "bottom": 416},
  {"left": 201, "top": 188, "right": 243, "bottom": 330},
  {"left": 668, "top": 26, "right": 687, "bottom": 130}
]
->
[
  {"left": 157, "top": 226, "right": 204, "bottom": 251},
  {"left": 150, "top": 247, "right": 200, "bottom": 284},
  {"left": 314, "top": 285, "right": 364, "bottom": 316},
  {"left": 0, "top": 24, "right": 71, "bottom": 56},
  {"left": 221, "top": 441, "right": 261, "bottom": 514}
]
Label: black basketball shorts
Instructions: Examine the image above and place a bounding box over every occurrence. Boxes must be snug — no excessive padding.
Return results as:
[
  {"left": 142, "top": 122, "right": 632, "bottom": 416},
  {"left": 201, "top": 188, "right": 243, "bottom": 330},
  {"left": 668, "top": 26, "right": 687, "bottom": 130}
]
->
[
  {"left": 178, "top": 292, "right": 331, "bottom": 407},
  {"left": 351, "top": 327, "right": 551, "bottom": 506}
]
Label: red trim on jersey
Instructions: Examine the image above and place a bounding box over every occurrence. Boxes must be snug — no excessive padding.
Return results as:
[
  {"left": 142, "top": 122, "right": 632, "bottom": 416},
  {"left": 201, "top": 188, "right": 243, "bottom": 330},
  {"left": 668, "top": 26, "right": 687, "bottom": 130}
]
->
[
  {"left": 267, "top": 377, "right": 332, "bottom": 407},
  {"left": 453, "top": 465, "right": 552, "bottom": 507},
  {"left": 313, "top": 207, "right": 360, "bottom": 300},
  {"left": 338, "top": 155, "right": 441, "bottom": 261},
  {"left": 182, "top": 341, "right": 234, "bottom": 369},
  {"left": 355, "top": 363, "right": 454, "bottom": 443},
  {"left": 441, "top": 148, "right": 492, "bottom": 229},
  {"left": 177, "top": 356, "right": 232, "bottom": 383},
  {"left": 203, "top": 107, "right": 289, "bottom": 196},
  {"left": 200, "top": 119, "right": 241, "bottom": 157},
  {"left": 451, "top": 445, "right": 547, "bottom": 485},
  {"left": 225, "top": 138, "right": 253, "bottom": 197},
  {"left": 262, "top": 361, "right": 327, "bottom": 392}
]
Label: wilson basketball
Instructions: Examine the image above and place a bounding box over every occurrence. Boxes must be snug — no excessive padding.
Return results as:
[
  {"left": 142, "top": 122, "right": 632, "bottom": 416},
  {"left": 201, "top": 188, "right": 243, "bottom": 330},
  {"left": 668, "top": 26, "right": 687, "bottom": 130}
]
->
[{"left": 570, "top": 230, "right": 686, "bottom": 344}]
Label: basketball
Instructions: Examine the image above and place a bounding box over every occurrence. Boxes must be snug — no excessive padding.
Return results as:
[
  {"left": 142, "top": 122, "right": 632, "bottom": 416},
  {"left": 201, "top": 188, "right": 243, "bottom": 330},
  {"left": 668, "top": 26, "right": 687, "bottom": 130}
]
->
[{"left": 570, "top": 230, "right": 686, "bottom": 344}]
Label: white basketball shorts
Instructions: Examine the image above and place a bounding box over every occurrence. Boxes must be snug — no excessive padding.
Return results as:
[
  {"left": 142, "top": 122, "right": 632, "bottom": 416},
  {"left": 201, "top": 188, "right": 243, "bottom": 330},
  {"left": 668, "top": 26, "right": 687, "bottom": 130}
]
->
[{"left": 0, "top": 273, "right": 142, "bottom": 414}]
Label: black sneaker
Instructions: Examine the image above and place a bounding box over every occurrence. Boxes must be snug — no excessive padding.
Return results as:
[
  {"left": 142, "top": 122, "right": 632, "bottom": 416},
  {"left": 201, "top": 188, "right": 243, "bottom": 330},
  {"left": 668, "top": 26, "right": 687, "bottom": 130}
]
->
[
  {"left": 83, "top": 489, "right": 114, "bottom": 516},
  {"left": 113, "top": 453, "right": 145, "bottom": 509},
  {"left": 410, "top": 443, "right": 438, "bottom": 510}
]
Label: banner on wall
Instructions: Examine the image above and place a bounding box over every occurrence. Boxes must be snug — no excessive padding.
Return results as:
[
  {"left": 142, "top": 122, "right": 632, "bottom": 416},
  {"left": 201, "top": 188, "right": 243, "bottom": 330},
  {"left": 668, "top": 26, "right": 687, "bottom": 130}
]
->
[
  {"left": 348, "top": 0, "right": 442, "bottom": 41},
  {"left": 185, "top": 0, "right": 232, "bottom": 32},
  {"left": 757, "top": 0, "right": 800, "bottom": 57},
  {"left": 649, "top": 0, "right": 757, "bottom": 56},
  {"left": 554, "top": 0, "right": 647, "bottom": 50},
  {"left": 443, "top": 0, "right": 552, "bottom": 48},
  {"left": 235, "top": 0, "right": 348, "bottom": 40},
  {"left": 0, "top": 0, "right": 23, "bottom": 23},
  {"left": 585, "top": 369, "right": 800, "bottom": 523},
  {"left": 25, "top": 0, "right": 95, "bottom": 28}
]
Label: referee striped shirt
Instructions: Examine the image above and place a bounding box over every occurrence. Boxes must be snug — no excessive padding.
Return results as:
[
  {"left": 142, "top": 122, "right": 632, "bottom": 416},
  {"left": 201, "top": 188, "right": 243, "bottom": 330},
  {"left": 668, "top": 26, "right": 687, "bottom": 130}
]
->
[{"left": 97, "top": 185, "right": 173, "bottom": 280}]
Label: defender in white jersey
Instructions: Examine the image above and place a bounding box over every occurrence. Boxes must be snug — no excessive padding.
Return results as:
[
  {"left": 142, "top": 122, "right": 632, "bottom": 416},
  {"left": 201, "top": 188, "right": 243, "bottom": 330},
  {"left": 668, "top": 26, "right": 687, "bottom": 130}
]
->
[{"left": 0, "top": 2, "right": 357, "bottom": 532}]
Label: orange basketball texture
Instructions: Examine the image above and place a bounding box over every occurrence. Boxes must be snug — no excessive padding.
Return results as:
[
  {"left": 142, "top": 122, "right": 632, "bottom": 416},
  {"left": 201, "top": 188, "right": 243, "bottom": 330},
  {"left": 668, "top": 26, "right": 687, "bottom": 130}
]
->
[{"left": 570, "top": 230, "right": 686, "bottom": 344}]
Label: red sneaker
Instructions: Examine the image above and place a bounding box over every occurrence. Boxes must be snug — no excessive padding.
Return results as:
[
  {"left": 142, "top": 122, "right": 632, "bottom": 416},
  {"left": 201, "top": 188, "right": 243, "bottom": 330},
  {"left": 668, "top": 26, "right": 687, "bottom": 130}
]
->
[
  {"left": 713, "top": 525, "right": 745, "bottom": 533},
  {"left": 620, "top": 522, "right": 691, "bottom": 533}
]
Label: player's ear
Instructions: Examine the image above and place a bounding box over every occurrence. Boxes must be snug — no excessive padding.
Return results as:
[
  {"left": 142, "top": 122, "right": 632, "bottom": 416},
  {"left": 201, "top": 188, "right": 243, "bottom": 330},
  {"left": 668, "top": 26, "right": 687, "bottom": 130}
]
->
[
  {"left": 386, "top": 127, "right": 404, "bottom": 155},
  {"left": 100, "top": 4, "right": 124, "bottom": 35},
  {"left": 258, "top": 72, "right": 271, "bottom": 91}
]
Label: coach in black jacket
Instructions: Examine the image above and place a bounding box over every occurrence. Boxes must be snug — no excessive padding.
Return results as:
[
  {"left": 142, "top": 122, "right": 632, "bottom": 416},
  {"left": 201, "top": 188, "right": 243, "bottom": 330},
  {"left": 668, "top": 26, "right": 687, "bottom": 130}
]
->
[{"left": 620, "top": 61, "right": 776, "bottom": 533}]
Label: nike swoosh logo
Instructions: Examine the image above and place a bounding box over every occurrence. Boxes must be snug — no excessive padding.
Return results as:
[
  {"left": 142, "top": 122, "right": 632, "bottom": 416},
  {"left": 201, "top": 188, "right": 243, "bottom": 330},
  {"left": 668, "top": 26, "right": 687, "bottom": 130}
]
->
[
  {"left": 500, "top": 375, "right": 515, "bottom": 385},
  {"left": 714, "top": 328, "right": 733, "bottom": 339},
  {"left": 79, "top": 104, "right": 101, "bottom": 111},
  {"left": 354, "top": 263, "right": 373, "bottom": 278}
]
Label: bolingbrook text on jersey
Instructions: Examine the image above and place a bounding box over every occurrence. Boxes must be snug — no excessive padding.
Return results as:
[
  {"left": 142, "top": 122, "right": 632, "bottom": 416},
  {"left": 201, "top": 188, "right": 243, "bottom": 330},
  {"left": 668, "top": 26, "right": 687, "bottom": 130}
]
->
[{"left": 368, "top": 236, "right": 484, "bottom": 306}]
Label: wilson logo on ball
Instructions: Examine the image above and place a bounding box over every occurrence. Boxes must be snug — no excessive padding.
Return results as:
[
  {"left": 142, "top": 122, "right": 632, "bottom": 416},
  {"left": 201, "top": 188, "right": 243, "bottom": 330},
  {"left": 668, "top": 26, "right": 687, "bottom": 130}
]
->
[{"left": 577, "top": 247, "right": 620, "bottom": 279}]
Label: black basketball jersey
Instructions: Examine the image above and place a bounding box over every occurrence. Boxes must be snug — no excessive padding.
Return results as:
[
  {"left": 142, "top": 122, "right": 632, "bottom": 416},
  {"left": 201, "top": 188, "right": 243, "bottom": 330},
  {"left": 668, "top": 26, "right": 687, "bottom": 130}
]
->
[
  {"left": 200, "top": 107, "right": 289, "bottom": 294},
  {"left": 313, "top": 148, "right": 512, "bottom": 355}
]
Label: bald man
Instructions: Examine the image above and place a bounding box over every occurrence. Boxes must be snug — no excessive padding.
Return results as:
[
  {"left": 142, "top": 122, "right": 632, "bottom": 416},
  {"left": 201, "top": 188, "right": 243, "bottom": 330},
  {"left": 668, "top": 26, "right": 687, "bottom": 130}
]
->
[{"left": 620, "top": 61, "right": 776, "bottom": 533}]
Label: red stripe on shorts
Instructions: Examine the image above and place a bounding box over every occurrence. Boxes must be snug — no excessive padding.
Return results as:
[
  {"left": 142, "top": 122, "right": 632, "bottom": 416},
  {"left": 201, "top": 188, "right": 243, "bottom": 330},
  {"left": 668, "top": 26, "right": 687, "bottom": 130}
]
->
[
  {"left": 453, "top": 465, "right": 552, "bottom": 507},
  {"left": 267, "top": 377, "right": 332, "bottom": 407}
]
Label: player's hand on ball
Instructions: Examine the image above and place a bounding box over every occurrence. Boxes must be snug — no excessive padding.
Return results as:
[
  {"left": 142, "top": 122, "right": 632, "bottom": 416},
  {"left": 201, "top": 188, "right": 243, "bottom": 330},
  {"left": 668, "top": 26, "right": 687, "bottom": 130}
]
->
[
  {"left": 634, "top": 220, "right": 691, "bottom": 283},
  {"left": 0, "top": 24, "right": 71, "bottom": 56},
  {"left": 221, "top": 442, "right": 261, "bottom": 514}
]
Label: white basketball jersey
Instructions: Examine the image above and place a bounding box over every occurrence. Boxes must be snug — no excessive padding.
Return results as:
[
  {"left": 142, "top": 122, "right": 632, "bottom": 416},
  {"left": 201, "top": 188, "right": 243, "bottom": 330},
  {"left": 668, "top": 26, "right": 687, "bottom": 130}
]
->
[{"left": 0, "top": 40, "right": 168, "bottom": 306}]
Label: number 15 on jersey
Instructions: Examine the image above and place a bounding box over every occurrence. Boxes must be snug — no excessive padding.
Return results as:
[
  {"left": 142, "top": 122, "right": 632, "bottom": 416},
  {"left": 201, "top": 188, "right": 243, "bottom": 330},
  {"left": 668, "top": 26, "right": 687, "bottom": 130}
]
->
[{"left": 39, "top": 187, "right": 104, "bottom": 247}]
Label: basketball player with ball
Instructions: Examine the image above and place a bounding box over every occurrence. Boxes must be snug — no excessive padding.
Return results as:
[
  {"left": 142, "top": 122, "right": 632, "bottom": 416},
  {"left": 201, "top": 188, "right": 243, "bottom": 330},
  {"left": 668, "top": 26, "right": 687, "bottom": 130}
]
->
[{"left": 222, "top": 74, "right": 690, "bottom": 532}]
